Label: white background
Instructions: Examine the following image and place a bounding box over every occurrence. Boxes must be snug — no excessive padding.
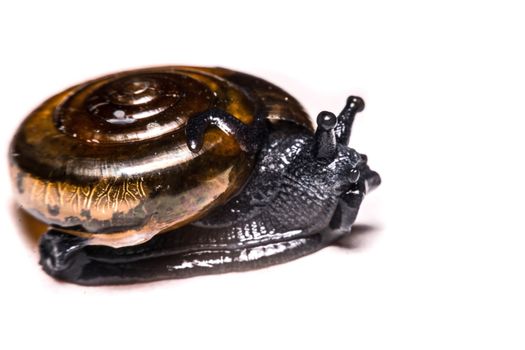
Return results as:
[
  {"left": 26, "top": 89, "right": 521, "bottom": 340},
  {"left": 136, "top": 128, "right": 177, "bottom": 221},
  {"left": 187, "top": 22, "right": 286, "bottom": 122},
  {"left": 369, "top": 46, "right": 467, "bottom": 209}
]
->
[{"left": 1, "top": 1, "right": 524, "bottom": 349}]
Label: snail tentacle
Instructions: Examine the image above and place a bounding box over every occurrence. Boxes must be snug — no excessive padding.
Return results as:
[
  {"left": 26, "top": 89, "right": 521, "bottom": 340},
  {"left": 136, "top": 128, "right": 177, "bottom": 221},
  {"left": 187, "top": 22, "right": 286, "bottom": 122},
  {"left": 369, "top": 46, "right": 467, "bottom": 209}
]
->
[
  {"left": 334, "top": 95, "right": 365, "bottom": 145},
  {"left": 314, "top": 111, "right": 338, "bottom": 162},
  {"left": 185, "top": 108, "right": 266, "bottom": 154}
]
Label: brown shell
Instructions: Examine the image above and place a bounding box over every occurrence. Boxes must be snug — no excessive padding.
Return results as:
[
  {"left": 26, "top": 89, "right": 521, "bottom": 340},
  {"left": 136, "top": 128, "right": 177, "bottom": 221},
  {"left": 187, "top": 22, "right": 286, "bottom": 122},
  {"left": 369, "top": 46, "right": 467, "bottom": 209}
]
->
[{"left": 9, "top": 66, "right": 313, "bottom": 247}]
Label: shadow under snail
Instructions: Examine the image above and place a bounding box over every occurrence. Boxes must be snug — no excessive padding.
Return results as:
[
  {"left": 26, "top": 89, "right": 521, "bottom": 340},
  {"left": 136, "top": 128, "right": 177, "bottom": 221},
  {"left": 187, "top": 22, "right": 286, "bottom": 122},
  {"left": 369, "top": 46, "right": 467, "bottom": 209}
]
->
[{"left": 9, "top": 66, "right": 381, "bottom": 285}]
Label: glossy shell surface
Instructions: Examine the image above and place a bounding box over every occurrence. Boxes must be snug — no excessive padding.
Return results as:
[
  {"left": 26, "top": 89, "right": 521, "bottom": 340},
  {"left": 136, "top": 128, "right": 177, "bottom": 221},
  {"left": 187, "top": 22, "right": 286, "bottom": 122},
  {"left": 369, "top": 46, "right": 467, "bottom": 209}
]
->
[{"left": 10, "top": 66, "right": 312, "bottom": 247}]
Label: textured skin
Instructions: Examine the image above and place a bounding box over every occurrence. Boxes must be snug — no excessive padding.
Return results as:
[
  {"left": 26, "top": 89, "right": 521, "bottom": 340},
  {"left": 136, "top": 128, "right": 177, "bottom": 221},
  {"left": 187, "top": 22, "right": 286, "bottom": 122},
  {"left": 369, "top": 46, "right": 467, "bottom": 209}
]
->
[{"left": 39, "top": 122, "right": 380, "bottom": 285}]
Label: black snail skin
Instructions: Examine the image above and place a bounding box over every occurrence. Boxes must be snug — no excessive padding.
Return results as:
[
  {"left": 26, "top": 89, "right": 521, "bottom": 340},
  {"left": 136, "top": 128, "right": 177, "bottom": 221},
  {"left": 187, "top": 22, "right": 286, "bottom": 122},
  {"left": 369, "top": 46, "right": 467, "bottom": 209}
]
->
[{"left": 9, "top": 66, "right": 381, "bottom": 285}]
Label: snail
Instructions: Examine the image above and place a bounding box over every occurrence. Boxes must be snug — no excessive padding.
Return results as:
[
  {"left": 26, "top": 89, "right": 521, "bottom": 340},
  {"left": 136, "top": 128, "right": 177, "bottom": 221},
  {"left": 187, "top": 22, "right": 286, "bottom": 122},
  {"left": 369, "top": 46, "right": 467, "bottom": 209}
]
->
[{"left": 9, "top": 66, "right": 381, "bottom": 285}]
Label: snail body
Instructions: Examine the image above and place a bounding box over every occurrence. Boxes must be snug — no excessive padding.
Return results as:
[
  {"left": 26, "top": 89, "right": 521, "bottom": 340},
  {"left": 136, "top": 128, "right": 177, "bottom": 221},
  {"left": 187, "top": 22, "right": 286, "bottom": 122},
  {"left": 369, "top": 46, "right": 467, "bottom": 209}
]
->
[{"left": 9, "top": 66, "right": 380, "bottom": 285}]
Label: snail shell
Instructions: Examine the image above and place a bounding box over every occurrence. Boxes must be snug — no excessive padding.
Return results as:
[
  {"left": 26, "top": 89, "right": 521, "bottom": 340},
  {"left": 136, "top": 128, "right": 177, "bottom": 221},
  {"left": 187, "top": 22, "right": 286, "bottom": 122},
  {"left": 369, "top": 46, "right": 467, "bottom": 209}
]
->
[{"left": 9, "top": 66, "right": 312, "bottom": 247}]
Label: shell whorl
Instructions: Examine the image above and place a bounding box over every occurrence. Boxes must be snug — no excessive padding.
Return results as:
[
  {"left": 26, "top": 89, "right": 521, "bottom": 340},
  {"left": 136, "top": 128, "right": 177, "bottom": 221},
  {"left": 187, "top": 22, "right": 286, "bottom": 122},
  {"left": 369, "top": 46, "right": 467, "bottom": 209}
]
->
[
  {"left": 10, "top": 66, "right": 312, "bottom": 247},
  {"left": 54, "top": 69, "right": 256, "bottom": 144}
]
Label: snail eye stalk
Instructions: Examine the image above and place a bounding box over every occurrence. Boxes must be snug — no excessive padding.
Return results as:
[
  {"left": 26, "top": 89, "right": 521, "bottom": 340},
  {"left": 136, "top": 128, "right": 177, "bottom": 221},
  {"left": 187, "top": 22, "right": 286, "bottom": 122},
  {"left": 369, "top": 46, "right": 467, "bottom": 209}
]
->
[
  {"left": 334, "top": 95, "right": 365, "bottom": 145},
  {"left": 314, "top": 111, "right": 337, "bottom": 162}
]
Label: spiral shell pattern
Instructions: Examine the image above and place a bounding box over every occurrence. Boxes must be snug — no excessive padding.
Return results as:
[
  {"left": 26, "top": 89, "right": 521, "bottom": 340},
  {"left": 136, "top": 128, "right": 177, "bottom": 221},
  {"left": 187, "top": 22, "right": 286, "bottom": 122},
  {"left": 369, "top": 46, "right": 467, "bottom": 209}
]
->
[{"left": 10, "top": 66, "right": 312, "bottom": 247}]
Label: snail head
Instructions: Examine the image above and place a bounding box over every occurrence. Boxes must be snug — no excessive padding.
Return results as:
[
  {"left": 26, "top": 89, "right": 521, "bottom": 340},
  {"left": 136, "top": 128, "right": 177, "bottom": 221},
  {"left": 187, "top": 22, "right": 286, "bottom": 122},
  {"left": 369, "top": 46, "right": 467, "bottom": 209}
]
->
[{"left": 312, "top": 95, "right": 379, "bottom": 194}]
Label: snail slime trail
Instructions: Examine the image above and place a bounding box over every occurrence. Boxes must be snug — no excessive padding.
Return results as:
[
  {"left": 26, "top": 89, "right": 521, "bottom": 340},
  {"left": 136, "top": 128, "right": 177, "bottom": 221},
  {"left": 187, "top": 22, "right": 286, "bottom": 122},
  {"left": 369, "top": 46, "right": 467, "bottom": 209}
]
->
[{"left": 9, "top": 66, "right": 380, "bottom": 285}]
